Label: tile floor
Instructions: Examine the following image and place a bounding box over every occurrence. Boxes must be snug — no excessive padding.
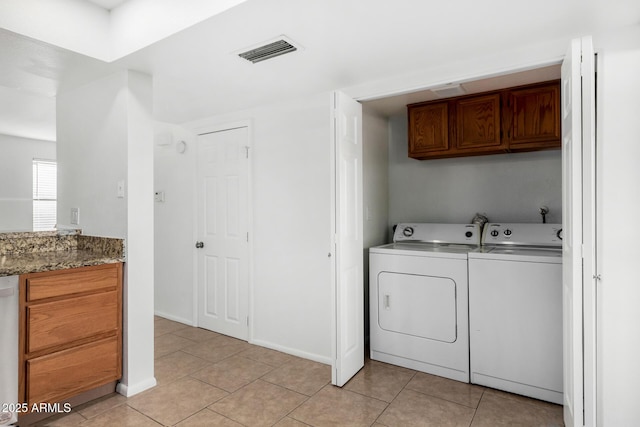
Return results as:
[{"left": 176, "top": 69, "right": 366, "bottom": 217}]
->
[{"left": 35, "top": 317, "right": 564, "bottom": 426}]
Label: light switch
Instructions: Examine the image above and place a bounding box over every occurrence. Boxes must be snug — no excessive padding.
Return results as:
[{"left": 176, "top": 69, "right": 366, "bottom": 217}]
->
[
  {"left": 70, "top": 208, "right": 80, "bottom": 225},
  {"left": 154, "top": 191, "right": 165, "bottom": 202},
  {"left": 117, "top": 180, "right": 125, "bottom": 198}
]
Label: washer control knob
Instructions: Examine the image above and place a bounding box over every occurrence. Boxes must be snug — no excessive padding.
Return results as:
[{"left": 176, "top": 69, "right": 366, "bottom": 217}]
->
[
  {"left": 490, "top": 230, "right": 499, "bottom": 237},
  {"left": 504, "top": 229, "right": 512, "bottom": 236},
  {"left": 465, "top": 231, "right": 473, "bottom": 238},
  {"left": 402, "top": 227, "right": 414, "bottom": 237}
]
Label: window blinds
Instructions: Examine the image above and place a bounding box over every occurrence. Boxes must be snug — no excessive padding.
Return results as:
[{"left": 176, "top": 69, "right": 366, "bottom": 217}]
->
[{"left": 33, "top": 160, "right": 57, "bottom": 231}]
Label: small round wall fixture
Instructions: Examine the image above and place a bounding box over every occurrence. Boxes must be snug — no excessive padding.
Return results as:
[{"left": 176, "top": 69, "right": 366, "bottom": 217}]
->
[{"left": 176, "top": 140, "right": 187, "bottom": 153}]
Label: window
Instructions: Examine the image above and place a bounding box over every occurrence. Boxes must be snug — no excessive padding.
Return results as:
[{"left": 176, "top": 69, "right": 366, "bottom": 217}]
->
[{"left": 33, "top": 159, "right": 57, "bottom": 231}]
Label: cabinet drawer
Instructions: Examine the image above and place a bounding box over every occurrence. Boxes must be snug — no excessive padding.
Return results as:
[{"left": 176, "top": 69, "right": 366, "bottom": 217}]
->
[
  {"left": 27, "top": 264, "right": 119, "bottom": 302},
  {"left": 26, "top": 336, "right": 120, "bottom": 405},
  {"left": 27, "top": 291, "right": 118, "bottom": 353}
]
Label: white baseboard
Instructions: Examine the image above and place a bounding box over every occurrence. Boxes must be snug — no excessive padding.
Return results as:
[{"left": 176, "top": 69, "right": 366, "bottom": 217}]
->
[
  {"left": 154, "top": 310, "right": 194, "bottom": 326},
  {"left": 249, "top": 338, "right": 332, "bottom": 366},
  {"left": 116, "top": 377, "right": 157, "bottom": 397}
]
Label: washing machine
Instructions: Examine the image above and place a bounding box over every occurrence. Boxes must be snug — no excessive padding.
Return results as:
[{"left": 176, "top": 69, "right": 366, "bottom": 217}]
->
[
  {"left": 468, "top": 223, "right": 563, "bottom": 404},
  {"left": 369, "top": 223, "right": 480, "bottom": 383}
]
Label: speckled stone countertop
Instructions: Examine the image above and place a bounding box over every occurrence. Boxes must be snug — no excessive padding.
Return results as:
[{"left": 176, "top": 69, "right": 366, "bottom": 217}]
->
[{"left": 0, "top": 231, "right": 125, "bottom": 276}]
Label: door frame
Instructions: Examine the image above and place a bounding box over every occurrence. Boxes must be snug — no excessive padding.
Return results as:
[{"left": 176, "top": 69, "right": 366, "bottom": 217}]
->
[{"left": 192, "top": 120, "right": 254, "bottom": 342}]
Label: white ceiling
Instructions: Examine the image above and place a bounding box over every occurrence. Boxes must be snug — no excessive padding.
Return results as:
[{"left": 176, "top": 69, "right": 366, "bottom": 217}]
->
[
  {"left": 84, "top": 0, "right": 129, "bottom": 11},
  {"left": 1, "top": 0, "right": 640, "bottom": 140}
]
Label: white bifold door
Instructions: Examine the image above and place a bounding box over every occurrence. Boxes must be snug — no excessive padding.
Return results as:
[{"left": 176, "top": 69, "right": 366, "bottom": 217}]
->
[
  {"left": 561, "top": 36, "right": 596, "bottom": 427},
  {"left": 331, "top": 91, "right": 364, "bottom": 386},
  {"left": 196, "top": 127, "right": 250, "bottom": 341}
]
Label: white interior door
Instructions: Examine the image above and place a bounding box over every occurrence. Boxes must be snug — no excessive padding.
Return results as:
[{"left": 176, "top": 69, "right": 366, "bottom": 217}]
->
[
  {"left": 197, "top": 127, "right": 249, "bottom": 340},
  {"left": 331, "top": 91, "right": 364, "bottom": 386},
  {"left": 561, "top": 36, "right": 596, "bottom": 427}
]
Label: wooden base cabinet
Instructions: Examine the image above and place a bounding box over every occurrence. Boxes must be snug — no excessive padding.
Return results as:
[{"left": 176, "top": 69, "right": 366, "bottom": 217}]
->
[{"left": 19, "top": 263, "right": 123, "bottom": 410}]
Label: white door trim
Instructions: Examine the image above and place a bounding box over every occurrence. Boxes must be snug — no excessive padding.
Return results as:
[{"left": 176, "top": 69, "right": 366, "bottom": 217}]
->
[{"left": 193, "top": 120, "right": 253, "bottom": 342}]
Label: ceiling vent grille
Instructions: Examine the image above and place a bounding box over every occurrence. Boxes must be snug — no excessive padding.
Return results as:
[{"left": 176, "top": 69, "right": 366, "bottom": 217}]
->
[
  {"left": 431, "top": 84, "right": 466, "bottom": 98},
  {"left": 238, "top": 39, "right": 297, "bottom": 63}
]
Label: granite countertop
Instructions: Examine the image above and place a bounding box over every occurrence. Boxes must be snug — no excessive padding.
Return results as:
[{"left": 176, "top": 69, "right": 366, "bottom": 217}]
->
[{"left": 0, "top": 231, "right": 125, "bottom": 277}]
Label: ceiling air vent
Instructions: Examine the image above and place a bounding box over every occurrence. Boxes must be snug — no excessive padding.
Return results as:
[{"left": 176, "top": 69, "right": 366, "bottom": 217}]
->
[
  {"left": 238, "top": 38, "right": 298, "bottom": 63},
  {"left": 431, "top": 84, "right": 466, "bottom": 98}
]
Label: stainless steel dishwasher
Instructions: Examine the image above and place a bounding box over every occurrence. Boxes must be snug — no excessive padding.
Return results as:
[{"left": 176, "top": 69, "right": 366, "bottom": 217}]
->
[{"left": 0, "top": 275, "right": 18, "bottom": 426}]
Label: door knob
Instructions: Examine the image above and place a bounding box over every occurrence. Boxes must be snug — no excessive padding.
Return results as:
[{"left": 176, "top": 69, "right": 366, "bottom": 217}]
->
[{"left": 195, "top": 241, "right": 204, "bottom": 249}]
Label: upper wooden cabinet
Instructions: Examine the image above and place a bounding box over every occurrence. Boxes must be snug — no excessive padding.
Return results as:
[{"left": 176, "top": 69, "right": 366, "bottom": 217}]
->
[
  {"left": 408, "top": 80, "right": 560, "bottom": 160},
  {"left": 503, "top": 81, "right": 561, "bottom": 151},
  {"left": 455, "top": 93, "right": 504, "bottom": 152},
  {"left": 408, "top": 101, "right": 449, "bottom": 157}
]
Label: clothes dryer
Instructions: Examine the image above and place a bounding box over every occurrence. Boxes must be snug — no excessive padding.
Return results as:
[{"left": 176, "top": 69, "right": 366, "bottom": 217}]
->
[{"left": 369, "top": 223, "right": 480, "bottom": 383}]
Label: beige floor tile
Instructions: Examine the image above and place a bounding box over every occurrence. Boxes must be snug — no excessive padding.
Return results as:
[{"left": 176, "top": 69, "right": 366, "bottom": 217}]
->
[
  {"left": 182, "top": 335, "right": 250, "bottom": 363},
  {"left": 191, "top": 355, "right": 274, "bottom": 392},
  {"left": 155, "top": 350, "right": 211, "bottom": 385},
  {"left": 377, "top": 388, "right": 475, "bottom": 427},
  {"left": 33, "top": 411, "right": 87, "bottom": 426},
  {"left": 155, "top": 318, "right": 190, "bottom": 337},
  {"left": 261, "top": 357, "right": 331, "bottom": 396},
  {"left": 344, "top": 359, "right": 415, "bottom": 402},
  {"left": 74, "top": 392, "right": 127, "bottom": 419},
  {"left": 471, "top": 389, "right": 564, "bottom": 427},
  {"left": 210, "top": 379, "right": 307, "bottom": 427},
  {"left": 79, "top": 405, "right": 162, "bottom": 426},
  {"left": 274, "top": 417, "right": 310, "bottom": 426},
  {"left": 238, "top": 345, "right": 300, "bottom": 367},
  {"left": 172, "top": 327, "right": 221, "bottom": 342},
  {"left": 290, "top": 385, "right": 387, "bottom": 427},
  {"left": 155, "top": 333, "right": 198, "bottom": 359},
  {"left": 174, "top": 408, "right": 244, "bottom": 426},
  {"left": 483, "top": 387, "right": 563, "bottom": 410},
  {"left": 405, "top": 372, "right": 485, "bottom": 408},
  {"left": 127, "top": 377, "right": 228, "bottom": 426}
]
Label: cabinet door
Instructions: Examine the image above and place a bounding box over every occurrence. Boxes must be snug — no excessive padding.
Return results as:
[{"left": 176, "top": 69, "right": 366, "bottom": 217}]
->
[
  {"left": 26, "top": 336, "right": 120, "bottom": 405},
  {"left": 505, "top": 82, "right": 561, "bottom": 151},
  {"left": 27, "top": 291, "right": 119, "bottom": 353},
  {"left": 455, "top": 94, "right": 504, "bottom": 152},
  {"left": 408, "top": 102, "right": 449, "bottom": 158}
]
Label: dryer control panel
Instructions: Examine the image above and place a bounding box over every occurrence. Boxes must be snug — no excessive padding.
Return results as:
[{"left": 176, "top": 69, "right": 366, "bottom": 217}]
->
[{"left": 393, "top": 223, "right": 480, "bottom": 246}]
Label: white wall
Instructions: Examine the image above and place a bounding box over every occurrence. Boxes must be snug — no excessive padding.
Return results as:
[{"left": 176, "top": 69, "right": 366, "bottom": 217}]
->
[
  {"left": 57, "top": 72, "right": 128, "bottom": 237},
  {"left": 387, "top": 115, "right": 562, "bottom": 226},
  {"left": 57, "top": 70, "right": 156, "bottom": 397},
  {"left": 595, "top": 25, "right": 640, "bottom": 426},
  {"left": 362, "top": 107, "right": 389, "bottom": 341},
  {"left": 170, "top": 93, "right": 334, "bottom": 363},
  {"left": 0, "top": 134, "right": 55, "bottom": 231},
  {"left": 153, "top": 124, "right": 196, "bottom": 325}
]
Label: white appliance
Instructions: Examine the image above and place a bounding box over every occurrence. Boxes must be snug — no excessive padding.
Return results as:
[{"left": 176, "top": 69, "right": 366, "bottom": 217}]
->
[
  {"left": 0, "top": 276, "right": 19, "bottom": 426},
  {"left": 468, "top": 223, "right": 563, "bottom": 404},
  {"left": 369, "top": 223, "right": 480, "bottom": 383}
]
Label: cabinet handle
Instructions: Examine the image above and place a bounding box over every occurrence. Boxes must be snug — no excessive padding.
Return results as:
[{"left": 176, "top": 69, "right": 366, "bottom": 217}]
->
[
  {"left": 384, "top": 294, "right": 390, "bottom": 310},
  {"left": 195, "top": 241, "right": 204, "bottom": 249}
]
